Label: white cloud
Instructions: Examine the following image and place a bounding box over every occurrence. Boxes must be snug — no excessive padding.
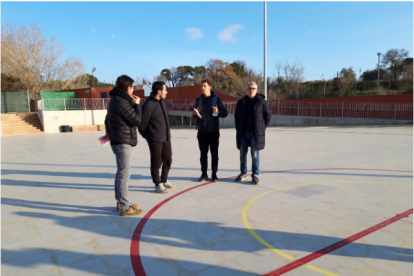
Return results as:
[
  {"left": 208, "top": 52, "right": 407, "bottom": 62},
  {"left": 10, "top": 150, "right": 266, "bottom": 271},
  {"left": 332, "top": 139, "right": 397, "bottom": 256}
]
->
[
  {"left": 185, "top": 28, "right": 203, "bottom": 40},
  {"left": 112, "top": 34, "right": 115, "bottom": 38},
  {"left": 217, "top": 24, "right": 243, "bottom": 43},
  {"left": 250, "top": 36, "right": 257, "bottom": 41},
  {"left": 91, "top": 28, "right": 96, "bottom": 33}
]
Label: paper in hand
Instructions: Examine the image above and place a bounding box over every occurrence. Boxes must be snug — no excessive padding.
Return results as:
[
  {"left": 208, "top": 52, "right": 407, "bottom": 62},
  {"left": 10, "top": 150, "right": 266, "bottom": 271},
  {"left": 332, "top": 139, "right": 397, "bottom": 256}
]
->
[
  {"left": 98, "top": 136, "right": 110, "bottom": 146},
  {"left": 194, "top": 108, "right": 202, "bottom": 119}
]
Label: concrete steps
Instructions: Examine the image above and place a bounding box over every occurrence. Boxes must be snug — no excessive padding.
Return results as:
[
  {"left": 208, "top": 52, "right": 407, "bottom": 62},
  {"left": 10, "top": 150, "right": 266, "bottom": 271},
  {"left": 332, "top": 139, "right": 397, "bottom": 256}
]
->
[{"left": 1, "top": 113, "right": 44, "bottom": 136}]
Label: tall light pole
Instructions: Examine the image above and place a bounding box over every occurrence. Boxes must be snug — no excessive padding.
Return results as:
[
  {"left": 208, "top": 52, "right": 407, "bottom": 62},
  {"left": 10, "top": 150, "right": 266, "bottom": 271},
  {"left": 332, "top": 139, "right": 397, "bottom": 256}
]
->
[
  {"left": 264, "top": 1, "right": 267, "bottom": 100},
  {"left": 377, "top": 52, "right": 381, "bottom": 95},
  {"left": 322, "top": 74, "right": 326, "bottom": 98},
  {"left": 92, "top": 67, "right": 96, "bottom": 87}
]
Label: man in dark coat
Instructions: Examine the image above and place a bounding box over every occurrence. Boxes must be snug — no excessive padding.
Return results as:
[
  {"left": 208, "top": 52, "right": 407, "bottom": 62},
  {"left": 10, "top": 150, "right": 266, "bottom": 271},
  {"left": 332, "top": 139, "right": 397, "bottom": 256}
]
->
[
  {"left": 104, "top": 75, "right": 144, "bottom": 216},
  {"left": 234, "top": 81, "right": 271, "bottom": 185},
  {"left": 138, "top": 81, "right": 175, "bottom": 194},
  {"left": 192, "top": 79, "right": 228, "bottom": 182}
]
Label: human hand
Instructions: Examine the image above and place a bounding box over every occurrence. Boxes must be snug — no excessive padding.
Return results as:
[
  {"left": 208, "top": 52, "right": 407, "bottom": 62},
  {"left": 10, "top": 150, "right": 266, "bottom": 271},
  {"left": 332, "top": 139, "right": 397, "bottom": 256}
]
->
[
  {"left": 132, "top": 95, "right": 140, "bottom": 104},
  {"left": 212, "top": 105, "right": 219, "bottom": 114}
]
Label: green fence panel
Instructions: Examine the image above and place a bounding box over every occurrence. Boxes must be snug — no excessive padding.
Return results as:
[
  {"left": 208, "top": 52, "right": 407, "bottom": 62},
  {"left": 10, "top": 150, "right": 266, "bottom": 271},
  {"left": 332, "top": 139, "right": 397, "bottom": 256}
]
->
[
  {"left": 1, "top": 92, "right": 30, "bottom": 113},
  {"left": 41, "top": 92, "right": 78, "bottom": 110},
  {"left": 41, "top": 91, "right": 78, "bottom": 99}
]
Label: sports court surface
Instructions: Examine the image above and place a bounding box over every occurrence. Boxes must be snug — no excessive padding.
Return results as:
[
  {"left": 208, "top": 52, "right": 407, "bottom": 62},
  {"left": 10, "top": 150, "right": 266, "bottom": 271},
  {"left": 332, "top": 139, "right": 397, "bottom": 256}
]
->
[{"left": 1, "top": 125, "right": 413, "bottom": 276}]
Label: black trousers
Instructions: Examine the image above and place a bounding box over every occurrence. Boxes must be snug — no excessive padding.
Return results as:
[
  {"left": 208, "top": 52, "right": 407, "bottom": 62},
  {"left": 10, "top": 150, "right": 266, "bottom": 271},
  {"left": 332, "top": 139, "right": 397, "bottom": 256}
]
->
[
  {"left": 147, "top": 140, "right": 172, "bottom": 186},
  {"left": 197, "top": 131, "right": 220, "bottom": 174}
]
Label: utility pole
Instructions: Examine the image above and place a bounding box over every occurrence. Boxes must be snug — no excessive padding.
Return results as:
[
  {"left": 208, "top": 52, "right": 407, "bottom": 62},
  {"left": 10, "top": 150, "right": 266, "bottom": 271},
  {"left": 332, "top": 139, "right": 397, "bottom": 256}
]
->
[
  {"left": 377, "top": 52, "right": 381, "bottom": 95},
  {"left": 92, "top": 67, "right": 96, "bottom": 87}
]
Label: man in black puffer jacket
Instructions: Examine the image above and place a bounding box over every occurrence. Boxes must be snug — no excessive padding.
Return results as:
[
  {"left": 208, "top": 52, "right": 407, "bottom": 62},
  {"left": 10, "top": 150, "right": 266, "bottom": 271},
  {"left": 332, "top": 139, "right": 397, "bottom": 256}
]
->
[
  {"left": 192, "top": 79, "right": 228, "bottom": 182},
  {"left": 104, "top": 75, "right": 144, "bottom": 216},
  {"left": 138, "top": 81, "right": 174, "bottom": 194},
  {"left": 234, "top": 81, "right": 271, "bottom": 185}
]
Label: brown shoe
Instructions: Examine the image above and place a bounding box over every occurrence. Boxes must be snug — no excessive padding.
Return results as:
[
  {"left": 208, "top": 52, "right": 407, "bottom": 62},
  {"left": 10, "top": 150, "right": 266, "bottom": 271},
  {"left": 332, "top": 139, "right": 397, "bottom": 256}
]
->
[
  {"left": 120, "top": 206, "right": 144, "bottom": 216},
  {"left": 117, "top": 203, "right": 139, "bottom": 213}
]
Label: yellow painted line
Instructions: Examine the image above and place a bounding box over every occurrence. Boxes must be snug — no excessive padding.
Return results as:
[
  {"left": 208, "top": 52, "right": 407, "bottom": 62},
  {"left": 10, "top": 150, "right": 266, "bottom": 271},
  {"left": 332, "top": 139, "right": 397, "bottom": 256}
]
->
[
  {"left": 242, "top": 181, "right": 412, "bottom": 276},
  {"left": 20, "top": 147, "right": 44, "bottom": 163}
]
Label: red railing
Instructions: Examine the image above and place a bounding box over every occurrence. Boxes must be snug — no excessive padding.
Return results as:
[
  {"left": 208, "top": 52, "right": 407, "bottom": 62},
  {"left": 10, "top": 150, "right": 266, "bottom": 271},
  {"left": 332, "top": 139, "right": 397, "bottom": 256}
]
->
[{"left": 38, "top": 98, "right": 413, "bottom": 121}]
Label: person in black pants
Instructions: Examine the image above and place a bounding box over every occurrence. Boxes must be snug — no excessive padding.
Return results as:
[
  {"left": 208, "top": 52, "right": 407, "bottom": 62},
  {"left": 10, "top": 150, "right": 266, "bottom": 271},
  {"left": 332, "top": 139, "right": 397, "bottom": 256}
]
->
[
  {"left": 192, "top": 79, "right": 228, "bottom": 182},
  {"left": 138, "top": 81, "right": 175, "bottom": 194}
]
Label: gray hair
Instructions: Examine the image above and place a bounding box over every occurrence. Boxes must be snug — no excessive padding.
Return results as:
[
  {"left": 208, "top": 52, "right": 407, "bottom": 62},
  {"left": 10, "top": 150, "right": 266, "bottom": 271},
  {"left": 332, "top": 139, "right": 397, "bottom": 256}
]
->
[{"left": 246, "top": 82, "right": 258, "bottom": 89}]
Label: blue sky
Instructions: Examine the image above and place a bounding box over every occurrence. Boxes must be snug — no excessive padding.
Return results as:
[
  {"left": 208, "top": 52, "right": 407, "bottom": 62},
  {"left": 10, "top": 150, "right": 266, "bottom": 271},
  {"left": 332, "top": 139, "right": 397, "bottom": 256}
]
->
[{"left": 2, "top": 1, "right": 413, "bottom": 84}]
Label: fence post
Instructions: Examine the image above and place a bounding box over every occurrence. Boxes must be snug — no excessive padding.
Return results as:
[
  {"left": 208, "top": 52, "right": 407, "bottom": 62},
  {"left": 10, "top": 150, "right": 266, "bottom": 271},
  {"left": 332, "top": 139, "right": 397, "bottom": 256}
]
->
[
  {"left": 64, "top": 98, "right": 66, "bottom": 111},
  {"left": 394, "top": 103, "right": 396, "bottom": 121},
  {"left": 320, "top": 103, "right": 322, "bottom": 118},
  {"left": 84, "top": 99, "right": 86, "bottom": 111},
  {"left": 102, "top": 98, "right": 105, "bottom": 110},
  {"left": 342, "top": 102, "right": 344, "bottom": 118},
  {"left": 297, "top": 102, "right": 299, "bottom": 116}
]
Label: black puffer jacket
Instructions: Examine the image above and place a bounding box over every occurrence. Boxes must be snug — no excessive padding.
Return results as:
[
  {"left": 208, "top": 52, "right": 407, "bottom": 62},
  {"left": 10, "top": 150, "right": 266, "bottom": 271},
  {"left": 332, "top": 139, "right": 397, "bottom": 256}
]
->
[
  {"left": 234, "top": 94, "right": 272, "bottom": 150},
  {"left": 105, "top": 87, "right": 142, "bottom": 146},
  {"left": 193, "top": 91, "right": 228, "bottom": 133},
  {"left": 138, "top": 95, "right": 171, "bottom": 142}
]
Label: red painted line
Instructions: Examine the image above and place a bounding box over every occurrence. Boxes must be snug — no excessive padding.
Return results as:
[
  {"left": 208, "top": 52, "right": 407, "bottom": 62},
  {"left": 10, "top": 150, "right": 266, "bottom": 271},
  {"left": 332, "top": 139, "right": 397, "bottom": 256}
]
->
[
  {"left": 130, "top": 176, "right": 236, "bottom": 276},
  {"left": 130, "top": 168, "right": 412, "bottom": 276},
  {"left": 264, "top": 208, "right": 414, "bottom": 276}
]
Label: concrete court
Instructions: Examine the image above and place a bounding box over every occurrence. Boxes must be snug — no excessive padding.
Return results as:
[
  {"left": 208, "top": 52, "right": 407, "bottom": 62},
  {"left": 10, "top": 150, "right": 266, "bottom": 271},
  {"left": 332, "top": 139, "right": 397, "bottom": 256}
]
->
[{"left": 1, "top": 125, "right": 413, "bottom": 276}]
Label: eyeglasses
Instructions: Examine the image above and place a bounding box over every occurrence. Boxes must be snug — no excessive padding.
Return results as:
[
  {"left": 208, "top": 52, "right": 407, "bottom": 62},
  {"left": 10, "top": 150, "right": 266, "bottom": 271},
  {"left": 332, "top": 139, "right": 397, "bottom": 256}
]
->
[{"left": 247, "top": 88, "right": 257, "bottom": 90}]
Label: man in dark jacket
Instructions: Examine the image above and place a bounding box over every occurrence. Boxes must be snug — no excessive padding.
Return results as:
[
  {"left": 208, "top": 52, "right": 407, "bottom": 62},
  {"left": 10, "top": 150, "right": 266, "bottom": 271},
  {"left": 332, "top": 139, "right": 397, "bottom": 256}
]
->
[
  {"left": 104, "top": 75, "right": 144, "bottom": 216},
  {"left": 234, "top": 81, "right": 272, "bottom": 185},
  {"left": 138, "top": 81, "right": 174, "bottom": 194},
  {"left": 192, "top": 79, "right": 228, "bottom": 182}
]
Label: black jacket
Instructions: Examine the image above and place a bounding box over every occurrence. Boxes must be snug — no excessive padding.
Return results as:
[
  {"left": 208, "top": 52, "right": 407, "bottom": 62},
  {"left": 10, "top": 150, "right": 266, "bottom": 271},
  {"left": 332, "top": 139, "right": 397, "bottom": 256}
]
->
[
  {"left": 234, "top": 94, "right": 272, "bottom": 150},
  {"left": 193, "top": 91, "right": 228, "bottom": 133},
  {"left": 138, "top": 95, "right": 171, "bottom": 142},
  {"left": 105, "top": 87, "right": 142, "bottom": 147}
]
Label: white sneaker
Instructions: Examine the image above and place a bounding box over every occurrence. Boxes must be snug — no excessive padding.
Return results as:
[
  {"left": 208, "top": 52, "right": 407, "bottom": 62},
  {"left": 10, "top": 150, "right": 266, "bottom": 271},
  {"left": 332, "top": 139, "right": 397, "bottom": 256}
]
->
[
  {"left": 163, "top": 180, "right": 176, "bottom": 189},
  {"left": 155, "top": 183, "right": 168, "bottom": 194}
]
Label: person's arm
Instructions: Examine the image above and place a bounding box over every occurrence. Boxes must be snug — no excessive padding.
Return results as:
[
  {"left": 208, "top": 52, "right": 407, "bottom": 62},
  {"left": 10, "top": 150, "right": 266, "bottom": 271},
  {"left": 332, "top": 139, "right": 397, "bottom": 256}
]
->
[
  {"left": 118, "top": 98, "right": 142, "bottom": 127},
  {"left": 234, "top": 101, "right": 238, "bottom": 126},
  {"left": 138, "top": 102, "right": 151, "bottom": 139},
  {"left": 104, "top": 115, "right": 111, "bottom": 139},
  {"left": 216, "top": 97, "right": 228, "bottom": 118},
  {"left": 192, "top": 98, "right": 200, "bottom": 117},
  {"left": 263, "top": 101, "right": 272, "bottom": 128}
]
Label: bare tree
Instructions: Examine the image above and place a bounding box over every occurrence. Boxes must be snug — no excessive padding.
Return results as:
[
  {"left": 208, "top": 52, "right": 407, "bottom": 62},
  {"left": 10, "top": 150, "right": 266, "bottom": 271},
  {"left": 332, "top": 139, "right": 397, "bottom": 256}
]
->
[
  {"left": 273, "top": 59, "right": 305, "bottom": 98},
  {"left": 1, "top": 23, "right": 86, "bottom": 99},
  {"left": 135, "top": 74, "right": 151, "bottom": 85}
]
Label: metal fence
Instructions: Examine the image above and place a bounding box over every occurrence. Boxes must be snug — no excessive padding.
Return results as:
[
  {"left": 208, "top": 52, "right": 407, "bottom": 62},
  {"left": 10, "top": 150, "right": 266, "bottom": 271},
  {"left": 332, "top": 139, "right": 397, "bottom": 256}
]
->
[{"left": 37, "top": 98, "right": 413, "bottom": 121}]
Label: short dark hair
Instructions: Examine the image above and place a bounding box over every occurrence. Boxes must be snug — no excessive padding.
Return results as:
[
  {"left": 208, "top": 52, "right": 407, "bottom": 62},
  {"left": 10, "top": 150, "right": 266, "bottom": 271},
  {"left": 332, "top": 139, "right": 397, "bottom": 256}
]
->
[
  {"left": 151, "top": 81, "right": 165, "bottom": 96},
  {"left": 116, "top": 75, "right": 134, "bottom": 91},
  {"left": 201, "top": 79, "right": 211, "bottom": 87}
]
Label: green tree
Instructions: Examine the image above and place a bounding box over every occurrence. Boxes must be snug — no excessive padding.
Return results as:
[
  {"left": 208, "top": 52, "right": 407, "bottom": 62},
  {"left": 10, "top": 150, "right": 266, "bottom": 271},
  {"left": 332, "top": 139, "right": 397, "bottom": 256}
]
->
[{"left": 381, "top": 48, "right": 409, "bottom": 86}]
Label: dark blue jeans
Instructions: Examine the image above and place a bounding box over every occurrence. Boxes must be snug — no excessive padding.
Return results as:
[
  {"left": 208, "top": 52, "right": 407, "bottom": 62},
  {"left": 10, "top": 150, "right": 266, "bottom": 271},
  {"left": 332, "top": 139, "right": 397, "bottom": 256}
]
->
[{"left": 240, "top": 131, "right": 260, "bottom": 175}]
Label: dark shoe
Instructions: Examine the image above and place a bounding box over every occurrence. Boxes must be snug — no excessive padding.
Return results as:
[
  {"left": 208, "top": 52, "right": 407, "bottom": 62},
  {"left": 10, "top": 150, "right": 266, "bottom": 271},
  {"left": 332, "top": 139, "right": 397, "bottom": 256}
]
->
[
  {"left": 252, "top": 175, "right": 259, "bottom": 185},
  {"left": 120, "top": 206, "right": 144, "bottom": 216},
  {"left": 199, "top": 173, "right": 208, "bottom": 182},
  {"left": 235, "top": 173, "right": 248, "bottom": 182},
  {"left": 212, "top": 173, "right": 218, "bottom": 182},
  {"left": 117, "top": 203, "right": 138, "bottom": 213}
]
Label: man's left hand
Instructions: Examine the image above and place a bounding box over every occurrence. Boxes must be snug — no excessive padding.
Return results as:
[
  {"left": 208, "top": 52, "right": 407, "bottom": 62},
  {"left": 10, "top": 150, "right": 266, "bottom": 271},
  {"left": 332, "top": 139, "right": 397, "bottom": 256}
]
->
[{"left": 212, "top": 105, "right": 219, "bottom": 114}]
